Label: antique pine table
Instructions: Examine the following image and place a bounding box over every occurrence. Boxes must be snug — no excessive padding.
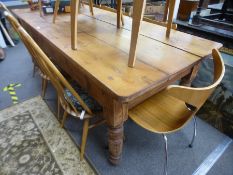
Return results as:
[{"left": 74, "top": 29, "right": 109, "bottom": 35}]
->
[{"left": 13, "top": 7, "right": 222, "bottom": 165}]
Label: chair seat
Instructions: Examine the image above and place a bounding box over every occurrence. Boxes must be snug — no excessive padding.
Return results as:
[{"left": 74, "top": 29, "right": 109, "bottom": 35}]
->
[
  {"left": 64, "top": 83, "right": 102, "bottom": 113},
  {"left": 128, "top": 90, "right": 193, "bottom": 134}
]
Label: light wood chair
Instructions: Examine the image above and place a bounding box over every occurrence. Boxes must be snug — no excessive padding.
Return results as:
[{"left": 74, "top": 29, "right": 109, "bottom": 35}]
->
[
  {"left": 53, "top": 0, "right": 94, "bottom": 24},
  {"left": 5, "top": 12, "right": 104, "bottom": 160},
  {"left": 2, "top": 7, "right": 49, "bottom": 99},
  {"left": 128, "top": 49, "right": 225, "bottom": 175}
]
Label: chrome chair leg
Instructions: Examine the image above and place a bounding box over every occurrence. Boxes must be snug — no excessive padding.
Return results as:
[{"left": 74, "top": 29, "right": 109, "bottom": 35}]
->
[
  {"left": 189, "top": 116, "right": 197, "bottom": 148},
  {"left": 163, "top": 134, "right": 168, "bottom": 175}
]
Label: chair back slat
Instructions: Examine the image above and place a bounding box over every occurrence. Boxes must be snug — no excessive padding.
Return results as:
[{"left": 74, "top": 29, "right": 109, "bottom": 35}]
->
[{"left": 167, "top": 48, "right": 225, "bottom": 110}]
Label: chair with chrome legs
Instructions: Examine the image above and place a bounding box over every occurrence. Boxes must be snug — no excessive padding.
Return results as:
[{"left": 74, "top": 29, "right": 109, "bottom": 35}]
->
[
  {"left": 128, "top": 48, "right": 225, "bottom": 175},
  {"left": 6, "top": 11, "right": 105, "bottom": 160}
]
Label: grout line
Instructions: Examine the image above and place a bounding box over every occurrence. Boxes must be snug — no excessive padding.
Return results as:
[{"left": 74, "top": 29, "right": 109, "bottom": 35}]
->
[{"left": 192, "top": 138, "right": 232, "bottom": 175}]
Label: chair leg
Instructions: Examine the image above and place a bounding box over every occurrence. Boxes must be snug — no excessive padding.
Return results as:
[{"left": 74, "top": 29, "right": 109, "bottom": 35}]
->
[
  {"left": 57, "top": 98, "right": 61, "bottom": 121},
  {"left": 41, "top": 78, "right": 44, "bottom": 96},
  {"left": 80, "top": 118, "right": 90, "bottom": 161},
  {"left": 189, "top": 116, "right": 197, "bottom": 148},
  {"left": 163, "top": 134, "right": 168, "bottom": 175},
  {"left": 81, "top": 0, "right": 84, "bottom": 7},
  {"left": 60, "top": 110, "right": 68, "bottom": 128},
  {"left": 53, "top": 0, "right": 60, "bottom": 24},
  {"left": 89, "top": 0, "right": 94, "bottom": 16},
  {"left": 41, "top": 78, "right": 48, "bottom": 99},
  {"left": 121, "top": 12, "right": 124, "bottom": 26}
]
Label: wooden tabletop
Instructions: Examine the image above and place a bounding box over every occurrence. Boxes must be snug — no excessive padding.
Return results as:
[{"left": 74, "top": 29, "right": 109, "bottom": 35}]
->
[{"left": 13, "top": 7, "right": 221, "bottom": 101}]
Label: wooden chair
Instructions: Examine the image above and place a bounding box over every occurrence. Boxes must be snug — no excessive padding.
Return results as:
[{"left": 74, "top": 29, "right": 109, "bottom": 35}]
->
[
  {"left": 128, "top": 49, "right": 225, "bottom": 175},
  {"left": 2, "top": 7, "right": 49, "bottom": 98},
  {"left": 5, "top": 12, "right": 104, "bottom": 160},
  {"left": 53, "top": 0, "right": 94, "bottom": 24}
]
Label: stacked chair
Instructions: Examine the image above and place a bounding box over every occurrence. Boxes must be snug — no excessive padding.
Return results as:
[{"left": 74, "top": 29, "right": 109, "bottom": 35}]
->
[{"left": 4, "top": 10, "right": 104, "bottom": 160}]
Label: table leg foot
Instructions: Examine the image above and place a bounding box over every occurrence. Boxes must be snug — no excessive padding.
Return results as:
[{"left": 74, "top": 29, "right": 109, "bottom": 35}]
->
[{"left": 108, "top": 124, "right": 124, "bottom": 165}]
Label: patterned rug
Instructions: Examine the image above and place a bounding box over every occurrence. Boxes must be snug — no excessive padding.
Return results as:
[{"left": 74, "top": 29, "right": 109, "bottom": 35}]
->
[{"left": 0, "top": 96, "right": 95, "bottom": 175}]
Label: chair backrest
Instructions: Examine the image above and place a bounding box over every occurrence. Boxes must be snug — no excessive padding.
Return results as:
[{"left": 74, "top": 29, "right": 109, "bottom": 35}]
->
[
  {"left": 4, "top": 11, "right": 93, "bottom": 116},
  {"left": 167, "top": 48, "right": 225, "bottom": 111}
]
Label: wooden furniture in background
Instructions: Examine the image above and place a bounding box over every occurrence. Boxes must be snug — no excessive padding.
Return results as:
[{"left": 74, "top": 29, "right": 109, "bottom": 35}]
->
[
  {"left": 129, "top": 49, "right": 225, "bottom": 174},
  {"left": 178, "top": 0, "right": 199, "bottom": 21},
  {"left": 128, "top": 0, "right": 176, "bottom": 68},
  {"left": 13, "top": 7, "right": 222, "bottom": 165}
]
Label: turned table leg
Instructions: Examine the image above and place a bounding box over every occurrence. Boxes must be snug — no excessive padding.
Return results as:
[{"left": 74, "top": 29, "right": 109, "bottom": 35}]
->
[
  {"left": 180, "top": 62, "right": 201, "bottom": 86},
  {"left": 108, "top": 124, "right": 124, "bottom": 164},
  {"left": 104, "top": 99, "right": 127, "bottom": 165}
]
